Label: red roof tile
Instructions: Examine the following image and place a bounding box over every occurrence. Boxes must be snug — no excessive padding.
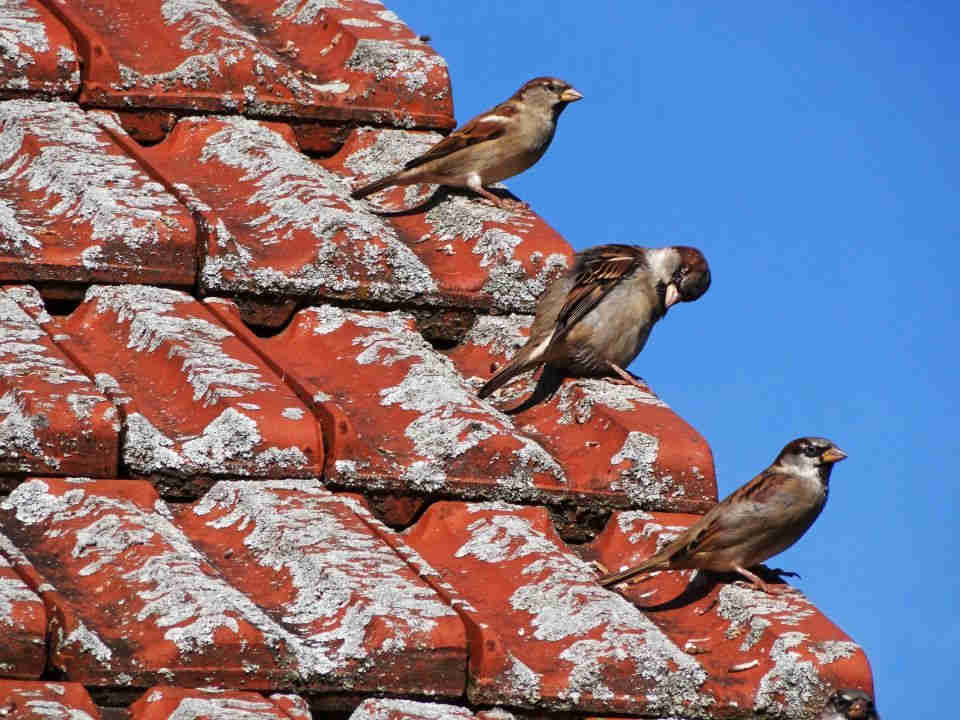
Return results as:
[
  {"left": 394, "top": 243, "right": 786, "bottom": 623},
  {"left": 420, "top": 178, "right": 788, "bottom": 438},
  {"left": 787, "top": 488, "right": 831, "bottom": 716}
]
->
[
  {"left": 0, "top": 533, "right": 45, "bottom": 679},
  {"left": 0, "top": 1, "right": 79, "bottom": 98},
  {"left": 448, "top": 314, "right": 717, "bottom": 513},
  {"left": 0, "top": 286, "right": 118, "bottom": 481},
  {"left": 582, "top": 510, "right": 874, "bottom": 717},
  {"left": 404, "top": 501, "right": 711, "bottom": 716},
  {"left": 0, "top": 681, "right": 100, "bottom": 720},
  {"left": 129, "top": 687, "right": 303, "bottom": 720},
  {"left": 47, "top": 286, "right": 323, "bottom": 492},
  {"left": 48, "top": 0, "right": 453, "bottom": 128},
  {"left": 0, "top": 101, "right": 195, "bottom": 289}
]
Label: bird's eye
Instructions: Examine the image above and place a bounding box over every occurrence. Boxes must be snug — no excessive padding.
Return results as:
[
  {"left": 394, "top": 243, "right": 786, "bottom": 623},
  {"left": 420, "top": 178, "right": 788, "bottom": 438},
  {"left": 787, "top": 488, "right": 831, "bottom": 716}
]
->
[{"left": 804, "top": 444, "right": 821, "bottom": 458}]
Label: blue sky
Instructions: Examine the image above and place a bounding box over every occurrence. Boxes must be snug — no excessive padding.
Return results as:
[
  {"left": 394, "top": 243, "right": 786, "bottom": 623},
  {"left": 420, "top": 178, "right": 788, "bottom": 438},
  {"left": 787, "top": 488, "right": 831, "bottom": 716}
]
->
[{"left": 390, "top": 2, "right": 958, "bottom": 716}]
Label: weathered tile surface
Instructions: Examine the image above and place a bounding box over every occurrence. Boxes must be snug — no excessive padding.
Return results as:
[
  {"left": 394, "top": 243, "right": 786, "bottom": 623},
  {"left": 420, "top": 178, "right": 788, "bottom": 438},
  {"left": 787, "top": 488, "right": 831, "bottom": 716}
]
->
[
  {"left": 129, "top": 687, "right": 304, "bottom": 720},
  {"left": 323, "top": 127, "right": 574, "bottom": 313},
  {"left": 449, "top": 314, "right": 718, "bottom": 513},
  {"left": 0, "top": 681, "right": 100, "bottom": 720},
  {"left": 137, "top": 116, "right": 438, "bottom": 307},
  {"left": 208, "top": 302, "right": 570, "bottom": 505},
  {"left": 52, "top": 286, "right": 322, "bottom": 493},
  {"left": 0, "top": 101, "right": 195, "bottom": 288},
  {"left": 176, "top": 480, "right": 467, "bottom": 696},
  {"left": 404, "top": 501, "right": 712, "bottom": 715},
  {"left": 349, "top": 699, "right": 506, "bottom": 720},
  {"left": 583, "top": 510, "right": 875, "bottom": 718},
  {"left": 52, "top": 0, "right": 452, "bottom": 128},
  {"left": 0, "top": 532, "right": 46, "bottom": 678},
  {"left": 0, "top": 285, "right": 118, "bottom": 480},
  {"left": 0, "top": 1, "right": 79, "bottom": 97}
]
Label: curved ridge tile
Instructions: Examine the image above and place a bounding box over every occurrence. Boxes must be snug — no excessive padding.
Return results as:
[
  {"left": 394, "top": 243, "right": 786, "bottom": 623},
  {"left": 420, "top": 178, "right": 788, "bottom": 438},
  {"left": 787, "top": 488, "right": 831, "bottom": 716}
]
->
[
  {"left": 0, "top": 285, "right": 118, "bottom": 479},
  {"left": 0, "top": 0, "right": 79, "bottom": 97},
  {"left": 0, "top": 532, "right": 46, "bottom": 678},
  {"left": 48, "top": 0, "right": 452, "bottom": 128},
  {"left": 404, "top": 501, "right": 714, "bottom": 715},
  {"left": 53, "top": 286, "right": 322, "bottom": 493},
  {"left": 176, "top": 479, "right": 466, "bottom": 696},
  {"left": 0, "top": 681, "right": 100, "bottom": 720},
  {"left": 584, "top": 510, "right": 875, "bottom": 718},
  {"left": 0, "top": 101, "right": 195, "bottom": 288},
  {"left": 448, "top": 314, "right": 717, "bottom": 513}
]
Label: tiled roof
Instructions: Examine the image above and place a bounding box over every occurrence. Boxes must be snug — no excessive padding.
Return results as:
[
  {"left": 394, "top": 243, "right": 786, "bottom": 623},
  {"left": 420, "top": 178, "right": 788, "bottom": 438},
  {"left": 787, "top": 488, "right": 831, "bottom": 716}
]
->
[{"left": 0, "top": 2, "right": 872, "bottom": 719}]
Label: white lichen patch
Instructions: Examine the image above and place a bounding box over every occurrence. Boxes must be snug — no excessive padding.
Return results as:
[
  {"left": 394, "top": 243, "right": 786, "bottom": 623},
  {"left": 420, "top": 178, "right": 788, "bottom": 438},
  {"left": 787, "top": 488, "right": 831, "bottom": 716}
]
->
[
  {"left": 124, "top": 409, "right": 309, "bottom": 477},
  {"left": 554, "top": 378, "right": 668, "bottom": 425},
  {"left": 0, "top": 389, "right": 60, "bottom": 470},
  {"left": 455, "top": 508, "right": 712, "bottom": 713},
  {"left": 344, "top": 38, "right": 446, "bottom": 93},
  {"left": 350, "top": 698, "right": 474, "bottom": 720},
  {"left": 18, "top": 700, "right": 96, "bottom": 720},
  {"left": 187, "top": 117, "right": 435, "bottom": 301},
  {"left": 0, "top": 1, "right": 79, "bottom": 94},
  {"left": 88, "top": 285, "right": 275, "bottom": 406},
  {"left": 754, "top": 631, "right": 824, "bottom": 718},
  {"left": 715, "top": 584, "right": 817, "bottom": 646},
  {"left": 0, "top": 290, "right": 91, "bottom": 385},
  {"left": 343, "top": 126, "right": 441, "bottom": 182},
  {"left": 0, "top": 478, "right": 321, "bottom": 670},
  {"left": 471, "top": 232, "right": 568, "bottom": 313},
  {"left": 160, "top": 696, "right": 281, "bottom": 720},
  {"left": 609, "top": 431, "right": 681, "bottom": 507},
  {"left": 0, "top": 101, "right": 184, "bottom": 259},
  {"left": 192, "top": 480, "right": 457, "bottom": 675},
  {"left": 0, "top": 557, "right": 40, "bottom": 623},
  {"left": 330, "top": 307, "right": 564, "bottom": 499},
  {"left": 462, "top": 314, "right": 532, "bottom": 359}
]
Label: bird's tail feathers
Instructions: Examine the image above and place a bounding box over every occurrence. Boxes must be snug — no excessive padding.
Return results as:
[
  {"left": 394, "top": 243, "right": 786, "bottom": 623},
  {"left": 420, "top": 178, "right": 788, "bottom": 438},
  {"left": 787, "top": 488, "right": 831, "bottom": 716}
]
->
[
  {"left": 597, "top": 555, "right": 670, "bottom": 588},
  {"left": 351, "top": 173, "right": 400, "bottom": 200},
  {"left": 478, "top": 356, "right": 539, "bottom": 399}
]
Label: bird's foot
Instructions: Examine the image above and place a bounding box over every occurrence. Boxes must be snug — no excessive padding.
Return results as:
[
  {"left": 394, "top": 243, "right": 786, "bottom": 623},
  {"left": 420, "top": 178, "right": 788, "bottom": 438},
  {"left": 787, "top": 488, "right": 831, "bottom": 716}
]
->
[
  {"left": 606, "top": 362, "right": 648, "bottom": 390},
  {"left": 588, "top": 560, "right": 609, "bottom": 577}
]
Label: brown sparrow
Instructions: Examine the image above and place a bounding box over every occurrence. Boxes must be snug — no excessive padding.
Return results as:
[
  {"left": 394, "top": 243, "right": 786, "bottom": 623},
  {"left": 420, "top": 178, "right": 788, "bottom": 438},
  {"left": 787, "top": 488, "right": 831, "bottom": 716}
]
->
[
  {"left": 598, "top": 437, "right": 848, "bottom": 594},
  {"left": 351, "top": 76, "right": 583, "bottom": 207},
  {"left": 478, "top": 244, "right": 711, "bottom": 400},
  {"left": 819, "top": 690, "right": 879, "bottom": 720}
]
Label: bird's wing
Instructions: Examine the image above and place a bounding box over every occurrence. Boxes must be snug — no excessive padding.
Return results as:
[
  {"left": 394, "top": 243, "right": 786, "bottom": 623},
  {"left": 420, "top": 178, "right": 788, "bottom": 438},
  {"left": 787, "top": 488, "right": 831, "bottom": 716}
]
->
[
  {"left": 552, "top": 244, "right": 646, "bottom": 341},
  {"left": 666, "top": 469, "right": 787, "bottom": 562},
  {"left": 403, "top": 102, "right": 517, "bottom": 169}
]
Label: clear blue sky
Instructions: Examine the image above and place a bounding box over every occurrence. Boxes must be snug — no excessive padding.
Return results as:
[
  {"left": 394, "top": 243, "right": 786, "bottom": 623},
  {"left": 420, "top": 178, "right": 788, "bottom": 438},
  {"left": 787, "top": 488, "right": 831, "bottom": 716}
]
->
[{"left": 390, "top": 2, "right": 958, "bottom": 716}]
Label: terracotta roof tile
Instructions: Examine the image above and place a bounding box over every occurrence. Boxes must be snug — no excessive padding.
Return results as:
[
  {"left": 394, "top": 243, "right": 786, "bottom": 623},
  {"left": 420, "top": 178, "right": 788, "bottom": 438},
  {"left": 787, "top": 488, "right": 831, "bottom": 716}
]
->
[
  {"left": 0, "top": 1, "right": 79, "bottom": 98},
  {"left": 582, "top": 510, "right": 874, "bottom": 717},
  {"left": 129, "top": 687, "right": 304, "bottom": 720},
  {"left": 349, "top": 699, "right": 497, "bottom": 720},
  {"left": 175, "top": 480, "right": 467, "bottom": 696},
  {"left": 449, "top": 314, "right": 717, "bottom": 513},
  {"left": 49, "top": 286, "right": 323, "bottom": 493},
  {"left": 0, "top": 101, "right": 195, "bottom": 290},
  {"left": 404, "top": 501, "right": 711, "bottom": 715},
  {"left": 48, "top": 0, "right": 452, "bottom": 128},
  {"left": 0, "top": 680, "right": 100, "bottom": 720},
  {"left": 0, "top": 533, "right": 45, "bottom": 679},
  {"left": 0, "top": 286, "right": 118, "bottom": 481},
  {"left": 323, "top": 127, "right": 574, "bottom": 314}
]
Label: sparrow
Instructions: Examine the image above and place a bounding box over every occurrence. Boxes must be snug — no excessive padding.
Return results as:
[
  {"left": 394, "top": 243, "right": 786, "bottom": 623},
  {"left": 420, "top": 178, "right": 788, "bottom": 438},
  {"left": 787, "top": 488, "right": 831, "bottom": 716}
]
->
[
  {"left": 819, "top": 690, "right": 879, "bottom": 720},
  {"left": 598, "top": 437, "right": 848, "bottom": 594},
  {"left": 478, "top": 244, "right": 711, "bottom": 400},
  {"left": 351, "top": 76, "right": 583, "bottom": 207}
]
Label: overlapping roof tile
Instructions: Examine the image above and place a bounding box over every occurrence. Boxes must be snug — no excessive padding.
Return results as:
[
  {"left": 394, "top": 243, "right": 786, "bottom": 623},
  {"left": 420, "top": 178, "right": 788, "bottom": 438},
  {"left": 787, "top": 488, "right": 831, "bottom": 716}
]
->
[{"left": 0, "top": 0, "right": 875, "bottom": 718}]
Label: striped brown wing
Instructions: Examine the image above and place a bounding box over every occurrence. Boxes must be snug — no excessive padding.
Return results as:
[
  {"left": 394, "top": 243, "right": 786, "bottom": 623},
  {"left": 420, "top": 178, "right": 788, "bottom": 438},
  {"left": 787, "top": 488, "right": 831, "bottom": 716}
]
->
[
  {"left": 670, "top": 469, "right": 786, "bottom": 561},
  {"left": 553, "top": 244, "right": 646, "bottom": 338},
  {"left": 404, "top": 102, "right": 517, "bottom": 169}
]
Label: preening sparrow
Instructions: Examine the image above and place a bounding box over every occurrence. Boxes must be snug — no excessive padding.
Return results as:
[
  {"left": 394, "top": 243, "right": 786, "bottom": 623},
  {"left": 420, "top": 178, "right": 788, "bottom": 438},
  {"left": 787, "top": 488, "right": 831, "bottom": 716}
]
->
[
  {"left": 478, "top": 244, "right": 711, "bottom": 401},
  {"left": 351, "top": 76, "right": 582, "bottom": 207},
  {"left": 598, "top": 437, "right": 847, "bottom": 594}
]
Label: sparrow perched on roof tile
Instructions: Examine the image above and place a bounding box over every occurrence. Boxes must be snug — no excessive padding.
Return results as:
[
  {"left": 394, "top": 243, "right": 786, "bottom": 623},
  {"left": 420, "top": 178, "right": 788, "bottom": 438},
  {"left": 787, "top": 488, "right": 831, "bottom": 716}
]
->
[
  {"left": 598, "top": 437, "right": 847, "bottom": 594},
  {"left": 819, "top": 690, "right": 879, "bottom": 720},
  {"left": 351, "top": 76, "right": 582, "bottom": 207},
  {"left": 478, "top": 244, "right": 711, "bottom": 400}
]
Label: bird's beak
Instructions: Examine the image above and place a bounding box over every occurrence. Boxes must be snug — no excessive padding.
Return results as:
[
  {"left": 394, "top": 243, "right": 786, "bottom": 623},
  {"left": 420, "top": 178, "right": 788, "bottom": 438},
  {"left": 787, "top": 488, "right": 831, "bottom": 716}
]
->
[
  {"left": 560, "top": 87, "right": 583, "bottom": 103},
  {"left": 821, "top": 447, "right": 848, "bottom": 464},
  {"left": 664, "top": 282, "right": 681, "bottom": 309}
]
